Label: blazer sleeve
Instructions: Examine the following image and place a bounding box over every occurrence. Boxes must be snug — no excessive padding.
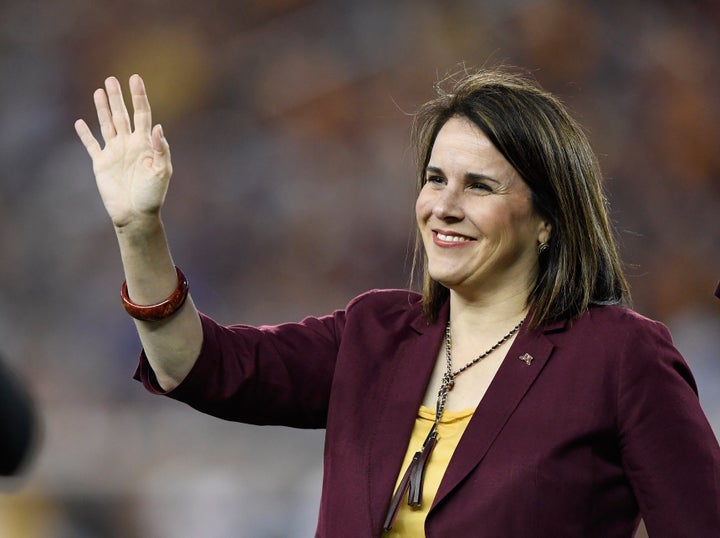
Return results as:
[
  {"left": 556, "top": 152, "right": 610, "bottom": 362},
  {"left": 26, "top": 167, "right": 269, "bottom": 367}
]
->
[
  {"left": 616, "top": 318, "right": 720, "bottom": 537},
  {"left": 134, "top": 308, "right": 347, "bottom": 429}
]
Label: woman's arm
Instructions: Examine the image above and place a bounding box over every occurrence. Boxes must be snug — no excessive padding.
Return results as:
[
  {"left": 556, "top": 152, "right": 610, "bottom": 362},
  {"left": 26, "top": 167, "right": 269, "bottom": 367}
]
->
[
  {"left": 617, "top": 318, "right": 720, "bottom": 536},
  {"left": 75, "top": 75, "right": 202, "bottom": 391}
]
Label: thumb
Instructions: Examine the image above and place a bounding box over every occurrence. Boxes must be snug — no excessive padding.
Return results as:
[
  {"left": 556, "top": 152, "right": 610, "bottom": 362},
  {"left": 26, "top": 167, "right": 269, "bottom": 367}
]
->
[{"left": 151, "top": 124, "right": 169, "bottom": 155}]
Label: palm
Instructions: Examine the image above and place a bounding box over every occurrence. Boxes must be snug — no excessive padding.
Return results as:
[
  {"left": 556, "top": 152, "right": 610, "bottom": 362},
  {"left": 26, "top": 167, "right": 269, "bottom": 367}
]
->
[
  {"left": 93, "top": 130, "right": 169, "bottom": 226},
  {"left": 75, "top": 75, "right": 172, "bottom": 228}
]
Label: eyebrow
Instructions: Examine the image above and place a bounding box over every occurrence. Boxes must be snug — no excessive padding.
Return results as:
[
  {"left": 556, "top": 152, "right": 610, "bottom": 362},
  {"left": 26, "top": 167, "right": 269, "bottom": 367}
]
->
[{"left": 425, "top": 166, "right": 501, "bottom": 185}]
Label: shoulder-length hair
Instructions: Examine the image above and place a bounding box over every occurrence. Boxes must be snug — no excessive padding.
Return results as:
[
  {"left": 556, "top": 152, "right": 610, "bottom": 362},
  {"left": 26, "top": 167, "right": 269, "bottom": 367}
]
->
[{"left": 411, "top": 67, "right": 630, "bottom": 329}]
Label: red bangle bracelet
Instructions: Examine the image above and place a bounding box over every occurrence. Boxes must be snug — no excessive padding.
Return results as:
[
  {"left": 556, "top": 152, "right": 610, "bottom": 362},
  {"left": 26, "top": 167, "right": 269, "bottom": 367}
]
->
[{"left": 121, "top": 267, "right": 189, "bottom": 322}]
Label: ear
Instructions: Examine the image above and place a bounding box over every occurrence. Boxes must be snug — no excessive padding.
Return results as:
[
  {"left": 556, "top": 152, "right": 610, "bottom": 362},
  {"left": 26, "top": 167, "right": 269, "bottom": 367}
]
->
[{"left": 537, "top": 220, "right": 552, "bottom": 246}]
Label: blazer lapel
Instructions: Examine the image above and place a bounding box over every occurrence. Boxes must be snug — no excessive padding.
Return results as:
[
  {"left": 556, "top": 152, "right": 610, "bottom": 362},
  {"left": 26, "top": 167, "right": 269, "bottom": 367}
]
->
[
  {"left": 431, "top": 320, "right": 561, "bottom": 510},
  {"left": 367, "top": 303, "right": 447, "bottom": 531}
]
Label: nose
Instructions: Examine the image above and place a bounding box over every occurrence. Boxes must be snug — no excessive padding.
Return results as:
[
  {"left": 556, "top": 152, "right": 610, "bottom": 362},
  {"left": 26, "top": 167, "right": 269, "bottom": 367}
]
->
[{"left": 431, "top": 186, "right": 464, "bottom": 221}]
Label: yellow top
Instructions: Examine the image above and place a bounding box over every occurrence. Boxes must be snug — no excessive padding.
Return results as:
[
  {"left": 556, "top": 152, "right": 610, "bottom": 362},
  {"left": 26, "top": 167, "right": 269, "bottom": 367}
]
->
[{"left": 383, "top": 405, "right": 475, "bottom": 537}]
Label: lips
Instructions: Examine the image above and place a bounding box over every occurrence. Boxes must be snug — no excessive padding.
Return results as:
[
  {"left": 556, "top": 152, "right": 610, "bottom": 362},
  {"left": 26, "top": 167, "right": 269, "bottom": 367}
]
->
[{"left": 433, "top": 230, "right": 475, "bottom": 243}]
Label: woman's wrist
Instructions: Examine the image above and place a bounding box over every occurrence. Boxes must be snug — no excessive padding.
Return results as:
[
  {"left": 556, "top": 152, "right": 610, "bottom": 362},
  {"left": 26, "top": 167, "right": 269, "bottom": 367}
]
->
[
  {"left": 114, "top": 215, "right": 178, "bottom": 303},
  {"left": 113, "top": 215, "right": 169, "bottom": 258},
  {"left": 113, "top": 212, "right": 163, "bottom": 236}
]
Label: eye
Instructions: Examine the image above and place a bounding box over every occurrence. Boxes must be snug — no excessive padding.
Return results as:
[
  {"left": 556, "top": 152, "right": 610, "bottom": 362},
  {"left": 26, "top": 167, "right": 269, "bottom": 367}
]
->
[
  {"left": 425, "top": 174, "right": 446, "bottom": 185},
  {"left": 469, "top": 182, "right": 493, "bottom": 192}
]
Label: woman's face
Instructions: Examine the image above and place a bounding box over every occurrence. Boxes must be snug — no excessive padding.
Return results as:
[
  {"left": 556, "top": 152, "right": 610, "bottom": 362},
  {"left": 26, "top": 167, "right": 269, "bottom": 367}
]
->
[{"left": 415, "top": 116, "right": 550, "bottom": 300}]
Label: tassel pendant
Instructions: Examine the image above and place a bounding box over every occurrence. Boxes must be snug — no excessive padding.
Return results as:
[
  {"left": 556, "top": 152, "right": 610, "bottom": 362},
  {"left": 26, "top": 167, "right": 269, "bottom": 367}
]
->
[
  {"left": 383, "top": 452, "right": 419, "bottom": 530},
  {"left": 408, "top": 431, "right": 438, "bottom": 506},
  {"left": 382, "top": 429, "right": 438, "bottom": 531}
]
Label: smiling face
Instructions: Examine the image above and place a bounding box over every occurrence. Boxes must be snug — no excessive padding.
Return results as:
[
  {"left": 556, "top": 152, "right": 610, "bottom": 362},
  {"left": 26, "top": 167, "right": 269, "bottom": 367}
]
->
[{"left": 415, "top": 116, "right": 551, "bottom": 302}]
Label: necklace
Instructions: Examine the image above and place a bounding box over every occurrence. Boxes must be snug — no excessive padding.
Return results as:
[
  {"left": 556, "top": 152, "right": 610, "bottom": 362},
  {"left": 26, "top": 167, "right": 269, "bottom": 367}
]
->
[{"left": 383, "top": 319, "right": 523, "bottom": 531}]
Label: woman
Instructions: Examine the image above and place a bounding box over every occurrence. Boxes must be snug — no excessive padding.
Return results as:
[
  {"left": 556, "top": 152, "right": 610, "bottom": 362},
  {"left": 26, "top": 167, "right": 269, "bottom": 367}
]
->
[{"left": 75, "top": 69, "right": 720, "bottom": 537}]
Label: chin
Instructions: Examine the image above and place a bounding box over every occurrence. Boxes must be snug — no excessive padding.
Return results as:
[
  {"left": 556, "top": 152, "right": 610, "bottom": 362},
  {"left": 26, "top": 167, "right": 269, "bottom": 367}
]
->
[{"left": 427, "top": 272, "right": 465, "bottom": 290}]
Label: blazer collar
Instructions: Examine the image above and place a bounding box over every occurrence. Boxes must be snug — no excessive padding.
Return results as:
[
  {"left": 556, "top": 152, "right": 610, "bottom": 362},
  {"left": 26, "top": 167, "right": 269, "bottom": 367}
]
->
[
  {"left": 368, "top": 299, "right": 564, "bottom": 530},
  {"left": 368, "top": 300, "right": 447, "bottom": 530},
  {"left": 432, "top": 317, "right": 558, "bottom": 510}
]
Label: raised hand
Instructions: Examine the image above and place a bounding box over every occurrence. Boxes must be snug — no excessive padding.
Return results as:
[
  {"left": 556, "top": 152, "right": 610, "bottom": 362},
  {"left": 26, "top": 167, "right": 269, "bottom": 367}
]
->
[{"left": 75, "top": 75, "right": 172, "bottom": 229}]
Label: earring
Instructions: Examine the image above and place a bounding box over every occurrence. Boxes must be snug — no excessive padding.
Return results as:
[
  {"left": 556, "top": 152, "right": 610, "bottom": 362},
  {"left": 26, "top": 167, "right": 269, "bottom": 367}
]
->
[{"left": 538, "top": 242, "right": 549, "bottom": 254}]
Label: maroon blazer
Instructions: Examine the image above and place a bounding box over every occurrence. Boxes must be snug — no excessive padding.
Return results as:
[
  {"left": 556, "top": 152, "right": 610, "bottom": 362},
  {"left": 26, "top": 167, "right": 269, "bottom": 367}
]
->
[{"left": 136, "top": 290, "right": 720, "bottom": 537}]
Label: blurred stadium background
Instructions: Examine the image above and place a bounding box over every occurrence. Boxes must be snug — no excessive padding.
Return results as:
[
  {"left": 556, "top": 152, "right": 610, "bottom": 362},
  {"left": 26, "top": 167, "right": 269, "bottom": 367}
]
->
[{"left": 1, "top": 0, "right": 719, "bottom": 536}]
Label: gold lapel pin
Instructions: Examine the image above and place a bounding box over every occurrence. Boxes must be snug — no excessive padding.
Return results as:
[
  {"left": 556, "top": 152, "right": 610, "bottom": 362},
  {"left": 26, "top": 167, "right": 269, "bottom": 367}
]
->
[{"left": 519, "top": 353, "right": 534, "bottom": 365}]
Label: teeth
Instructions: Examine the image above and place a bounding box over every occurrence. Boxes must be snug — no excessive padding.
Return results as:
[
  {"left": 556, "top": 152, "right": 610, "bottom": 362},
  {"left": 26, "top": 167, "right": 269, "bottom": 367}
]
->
[{"left": 437, "top": 232, "right": 471, "bottom": 242}]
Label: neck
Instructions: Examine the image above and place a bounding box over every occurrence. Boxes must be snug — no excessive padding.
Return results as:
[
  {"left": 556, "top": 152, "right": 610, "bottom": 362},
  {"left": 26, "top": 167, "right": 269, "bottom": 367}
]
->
[{"left": 448, "top": 288, "right": 530, "bottom": 331}]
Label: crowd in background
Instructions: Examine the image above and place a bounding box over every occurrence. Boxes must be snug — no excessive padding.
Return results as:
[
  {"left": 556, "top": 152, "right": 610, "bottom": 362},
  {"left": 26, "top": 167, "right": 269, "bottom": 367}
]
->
[{"left": 1, "top": 0, "right": 719, "bottom": 536}]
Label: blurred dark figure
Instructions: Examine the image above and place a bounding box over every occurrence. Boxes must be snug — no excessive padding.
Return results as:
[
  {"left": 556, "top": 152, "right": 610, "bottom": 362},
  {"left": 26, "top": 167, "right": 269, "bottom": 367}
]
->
[{"left": 0, "top": 354, "right": 36, "bottom": 476}]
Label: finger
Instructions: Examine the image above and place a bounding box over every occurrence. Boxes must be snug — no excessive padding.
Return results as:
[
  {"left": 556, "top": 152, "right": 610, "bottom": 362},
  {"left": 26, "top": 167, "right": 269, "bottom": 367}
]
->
[
  {"left": 94, "top": 88, "right": 117, "bottom": 143},
  {"left": 130, "top": 74, "right": 152, "bottom": 133},
  {"left": 104, "top": 76, "right": 132, "bottom": 135},
  {"left": 74, "top": 119, "right": 102, "bottom": 159}
]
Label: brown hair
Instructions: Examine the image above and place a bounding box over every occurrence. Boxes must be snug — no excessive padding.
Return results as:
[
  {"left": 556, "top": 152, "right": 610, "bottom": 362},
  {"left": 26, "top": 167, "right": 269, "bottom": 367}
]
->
[{"left": 411, "top": 67, "right": 630, "bottom": 329}]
